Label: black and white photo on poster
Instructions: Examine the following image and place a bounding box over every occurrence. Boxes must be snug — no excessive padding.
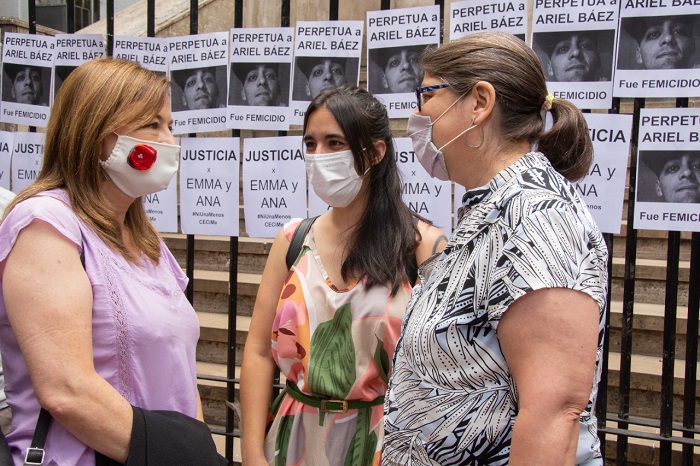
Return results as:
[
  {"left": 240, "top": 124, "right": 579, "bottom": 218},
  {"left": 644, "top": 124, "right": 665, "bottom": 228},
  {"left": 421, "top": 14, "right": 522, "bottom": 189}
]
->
[
  {"left": 531, "top": 0, "right": 618, "bottom": 109},
  {"left": 615, "top": 6, "right": 700, "bottom": 98},
  {"left": 243, "top": 136, "right": 307, "bottom": 238},
  {"left": 290, "top": 21, "right": 363, "bottom": 125},
  {"left": 449, "top": 0, "right": 527, "bottom": 43},
  {"left": 11, "top": 132, "right": 45, "bottom": 194},
  {"left": 635, "top": 108, "right": 700, "bottom": 232},
  {"left": 180, "top": 137, "right": 240, "bottom": 236},
  {"left": 168, "top": 32, "right": 229, "bottom": 134},
  {"left": 53, "top": 34, "right": 105, "bottom": 101},
  {"left": 227, "top": 27, "right": 293, "bottom": 131},
  {"left": 0, "top": 131, "right": 13, "bottom": 191},
  {"left": 113, "top": 36, "right": 169, "bottom": 74},
  {"left": 366, "top": 5, "right": 440, "bottom": 118},
  {"left": 1, "top": 33, "right": 55, "bottom": 127}
]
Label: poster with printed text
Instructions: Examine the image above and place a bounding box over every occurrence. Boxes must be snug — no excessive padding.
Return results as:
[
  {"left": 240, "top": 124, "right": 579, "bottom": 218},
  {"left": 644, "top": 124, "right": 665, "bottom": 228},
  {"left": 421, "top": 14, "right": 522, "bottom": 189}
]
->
[
  {"left": 144, "top": 175, "right": 178, "bottom": 234},
  {"left": 615, "top": 5, "right": 700, "bottom": 98},
  {"left": 243, "top": 136, "right": 306, "bottom": 238},
  {"left": 179, "top": 137, "right": 240, "bottom": 236},
  {"left": 580, "top": 113, "right": 632, "bottom": 234},
  {"left": 227, "top": 27, "right": 293, "bottom": 131},
  {"left": 531, "top": 0, "right": 618, "bottom": 109},
  {"left": 394, "top": 138, "right": 452, "bottom": 231},
  {"left": 169, "top": 33, "right": 229, "bottom": 134},
  {"left": 53, "top": 34, "right": 105, "bottom": 102},
  {"left": 1, "top": 33, "right": 55, "bottom": 127},
  {"left": 11, "top": 132, "right": 44, "bottom": 194},
  {"left": 367, "top": 6, "right": 440, "bottom": 118},
  {"left": 290, "top": 21, "right": 364, "bottom": 125},
  {"left": 635, "top": 108, "right": 700, "bottom": 232},
  {"left": 450, "top": 0, "right": 527, "bottom": 42},
  {"left": 113, "top": 36, "right": 169, "bottom": 74},
  {"left": 0, "top": 132, "right": 13, "bottom": 190}
]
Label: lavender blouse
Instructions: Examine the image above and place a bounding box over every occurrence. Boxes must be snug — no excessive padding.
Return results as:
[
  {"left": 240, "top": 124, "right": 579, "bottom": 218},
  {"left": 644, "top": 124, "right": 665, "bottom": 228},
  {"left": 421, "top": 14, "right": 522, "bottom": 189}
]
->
[{"left": 0, "top": 190, "right": 200, "bottom": 465}]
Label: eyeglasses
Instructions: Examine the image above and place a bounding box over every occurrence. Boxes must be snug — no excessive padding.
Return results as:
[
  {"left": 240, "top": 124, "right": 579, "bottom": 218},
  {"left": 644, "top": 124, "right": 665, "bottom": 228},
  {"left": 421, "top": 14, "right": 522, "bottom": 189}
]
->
[{"left": 415, "top": 82, "right": 460, "bottom": 111}]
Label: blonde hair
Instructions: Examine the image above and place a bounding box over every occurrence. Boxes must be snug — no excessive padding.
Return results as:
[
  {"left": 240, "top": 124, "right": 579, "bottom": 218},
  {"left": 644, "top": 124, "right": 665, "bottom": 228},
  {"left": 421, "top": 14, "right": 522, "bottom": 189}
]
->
[
  {"left": 3, "top": 58, "right": 170, "bottom": 263},
  {"left": 421, "top": 32, "right": 592, "bottom": 181}
]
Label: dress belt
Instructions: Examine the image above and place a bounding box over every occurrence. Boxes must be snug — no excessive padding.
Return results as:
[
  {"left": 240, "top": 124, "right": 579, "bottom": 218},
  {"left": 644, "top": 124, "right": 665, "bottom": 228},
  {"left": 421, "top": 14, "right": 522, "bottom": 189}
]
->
[{"left": 284, "top": 381, "right": 384, "bottom": 425}]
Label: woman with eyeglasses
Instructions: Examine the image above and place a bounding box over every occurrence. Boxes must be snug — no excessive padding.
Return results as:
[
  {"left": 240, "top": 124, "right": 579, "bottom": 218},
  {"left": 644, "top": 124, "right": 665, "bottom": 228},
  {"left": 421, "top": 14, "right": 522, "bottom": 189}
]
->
[
  {"left": 383, "top": 32, "right": 608, "bottom": 466},
  {"left": 240, "top": 85, "right": 446, "bottom": 466}
]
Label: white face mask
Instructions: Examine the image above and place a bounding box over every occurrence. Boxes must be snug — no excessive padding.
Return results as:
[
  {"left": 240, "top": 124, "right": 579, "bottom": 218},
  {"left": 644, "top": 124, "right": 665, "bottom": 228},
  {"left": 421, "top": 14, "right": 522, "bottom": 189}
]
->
[
  {"left": 305, "top": 150, "right": 366, "bottom": 208},
  {"left": 100, "top": 134, "right": 180, "bottom": 198}
]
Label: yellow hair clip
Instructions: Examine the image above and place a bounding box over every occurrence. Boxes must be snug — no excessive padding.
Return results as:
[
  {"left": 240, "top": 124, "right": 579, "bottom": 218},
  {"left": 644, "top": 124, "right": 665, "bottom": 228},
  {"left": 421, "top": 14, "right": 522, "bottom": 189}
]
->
[{"left": 542, "top": 93, "right": 554, "bottom": 112}]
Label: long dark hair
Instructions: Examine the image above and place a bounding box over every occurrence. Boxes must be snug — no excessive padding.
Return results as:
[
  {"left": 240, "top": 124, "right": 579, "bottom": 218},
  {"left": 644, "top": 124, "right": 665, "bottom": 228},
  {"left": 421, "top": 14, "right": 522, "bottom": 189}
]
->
[{"left": 303, "top": 85, "right": 420, "bottom": 295}]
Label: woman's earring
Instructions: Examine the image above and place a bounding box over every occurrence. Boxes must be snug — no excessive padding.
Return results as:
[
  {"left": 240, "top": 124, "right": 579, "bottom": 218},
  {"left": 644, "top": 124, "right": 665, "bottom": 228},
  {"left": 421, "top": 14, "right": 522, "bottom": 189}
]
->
[{"left": 466, "top": 120, "right": 484, "bottom": 149}]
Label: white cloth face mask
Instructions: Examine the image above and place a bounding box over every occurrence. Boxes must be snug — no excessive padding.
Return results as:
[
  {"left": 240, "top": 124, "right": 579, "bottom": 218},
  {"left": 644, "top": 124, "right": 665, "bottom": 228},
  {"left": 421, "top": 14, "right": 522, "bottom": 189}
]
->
[
  {"left": 305, "top": 150, "right": 366, "bottom": 208},
  {"left": 100, "top": 134, "right": 180, "bottom": 198}
]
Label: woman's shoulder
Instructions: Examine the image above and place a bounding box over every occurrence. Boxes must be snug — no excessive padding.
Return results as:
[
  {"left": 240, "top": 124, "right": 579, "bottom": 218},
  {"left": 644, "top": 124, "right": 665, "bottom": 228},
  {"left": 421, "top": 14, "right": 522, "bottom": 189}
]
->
[{"left": 282, "top": 217, "right": 306, "bottom": 242}]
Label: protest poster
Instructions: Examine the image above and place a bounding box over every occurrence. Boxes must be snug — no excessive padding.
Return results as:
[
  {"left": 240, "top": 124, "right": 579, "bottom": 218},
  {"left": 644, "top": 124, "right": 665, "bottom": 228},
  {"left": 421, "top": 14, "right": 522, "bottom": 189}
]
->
[
  {"left": 0, "top": 132, "right": 13, "bottom": 190},
  {"left": 531, "top": 0, "right": 618, "bottom": 109},
  {"left": 113, "top": 36, "right": 169, "bottom": 74},
  {"left": 635, "top": 108, "right": 700, "bottom": 231},
  {"left": 580, "top": 113, "right": 632, "bottom": 234},
  {"left": 290, "top": 21, "right": 363, "bottom": 125},
  {"left": 144, "top": 175, "right": 179, "bottom": 234},
  {"left": 11, "top": 132, "right": 44, "bottom": 193},
  {"left": 228, "top": 27, "right": 293, "bottom": 131},
  {"left": 367, "top": 6, "right": 440, "bottom": 118},
  {"left": 180, "top": 137, "right": 240, "bottom": 236},
  {"left": 53, "top": 34, "right": 105, "bottom": 102},
  {"left": 169, "top": 32, "right": 229, "bottom": 134},
  {"left": 615, "top": 5, "right": 700, "bottom": 98},
  {"left": 394, "top": 138, "right": 452, "bottom": 230},
  {"left": 450, "top": 0, "right": 527, "bottom": 42},
  {"left": 243, "top": 136, "right": 307, "bottom": 238},
  {"left": 1, "top": 33, "right": 55, "bottom": 127}
]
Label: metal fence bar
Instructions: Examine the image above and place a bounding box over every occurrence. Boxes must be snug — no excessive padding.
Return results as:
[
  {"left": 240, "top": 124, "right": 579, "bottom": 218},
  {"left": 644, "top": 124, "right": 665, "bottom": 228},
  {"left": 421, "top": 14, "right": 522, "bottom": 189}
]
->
[
  {"left": 617, "top": 97, "right": 644, "bottom": 466},
  {"left": 683, "top": 232, "right": 699, "bottom": 466}
]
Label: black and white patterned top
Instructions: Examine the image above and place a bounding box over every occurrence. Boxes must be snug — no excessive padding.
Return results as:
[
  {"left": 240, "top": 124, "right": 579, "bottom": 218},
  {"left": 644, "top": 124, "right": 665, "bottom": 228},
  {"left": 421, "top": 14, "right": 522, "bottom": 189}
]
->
[{"left": 383, "top": 152, "right": 608, "bottom": 466}]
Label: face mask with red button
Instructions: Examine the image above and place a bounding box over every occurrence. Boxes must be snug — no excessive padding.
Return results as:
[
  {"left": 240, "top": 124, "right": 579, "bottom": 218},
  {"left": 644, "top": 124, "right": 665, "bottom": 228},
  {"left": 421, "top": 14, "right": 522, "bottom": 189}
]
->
[{"left": 99, "top": 134, "right": 180, "bottom": 198}]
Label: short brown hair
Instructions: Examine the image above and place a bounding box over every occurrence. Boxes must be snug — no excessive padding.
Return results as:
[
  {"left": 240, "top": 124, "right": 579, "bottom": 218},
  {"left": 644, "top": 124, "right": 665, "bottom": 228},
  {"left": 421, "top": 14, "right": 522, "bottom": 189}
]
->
[
  {"left": 4, "top": 58, "right": 170, "bottom": 263},
  {"left": 420, "top": 32, "right": 592, "bottom": 181}
]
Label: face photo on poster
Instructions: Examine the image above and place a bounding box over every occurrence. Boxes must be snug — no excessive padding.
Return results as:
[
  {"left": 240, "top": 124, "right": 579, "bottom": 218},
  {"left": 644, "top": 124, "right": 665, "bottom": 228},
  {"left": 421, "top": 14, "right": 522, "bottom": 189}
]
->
[
  {"left": 52, "top": 34, "right": 105, "bottom": 103},
  {"left": 291, "top": 56, "right": 359, "bottom": 102},
  {"left": 532, "top": 29, "right": 615, "bottom": 83},
  {"left": 638, "top": 150, "right": 700, "bottom": 204},
  {"left": 618, "top": 15, "right": 699, "bottom": 71},
  {"left": 615, "top": 11, "right": 700, "bottom": 98},
  {"left": 229, "top": 62, "right": 290, "bottom": 107},
  {"left": 171, "top": 65, "right": 227, "bottom": 112},
  {"left": 367, "top": 45, "right": 426, "bottom": 95},
  {"left": 53, "top": 65, "right": 77, "bottom": 99},
  {"left": 2, "top": 63, "right": 50, "bottom": 107}
]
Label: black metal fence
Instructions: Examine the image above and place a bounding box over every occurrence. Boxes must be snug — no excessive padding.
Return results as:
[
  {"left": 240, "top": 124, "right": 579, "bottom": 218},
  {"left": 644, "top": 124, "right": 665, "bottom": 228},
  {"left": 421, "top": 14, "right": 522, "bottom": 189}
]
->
[{"left": 13, "top": 0, "right": 700, "bottom": 464}]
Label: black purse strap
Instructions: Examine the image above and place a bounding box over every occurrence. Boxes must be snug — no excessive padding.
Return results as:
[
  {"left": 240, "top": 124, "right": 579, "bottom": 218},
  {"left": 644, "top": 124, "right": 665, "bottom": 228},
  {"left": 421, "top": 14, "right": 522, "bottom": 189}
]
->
[
  {"left": 285, "top": 216, "right": 319, "bottom": 270},
  {"left": 22, "top": 242, "right": 86, "bottom": 466}
]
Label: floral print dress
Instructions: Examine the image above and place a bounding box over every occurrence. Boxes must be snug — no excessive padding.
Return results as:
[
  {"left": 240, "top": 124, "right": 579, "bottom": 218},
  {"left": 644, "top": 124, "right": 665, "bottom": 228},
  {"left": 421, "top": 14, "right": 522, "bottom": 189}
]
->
[{"left": 264, "top": 219, "right": 411, "bottom": 466}]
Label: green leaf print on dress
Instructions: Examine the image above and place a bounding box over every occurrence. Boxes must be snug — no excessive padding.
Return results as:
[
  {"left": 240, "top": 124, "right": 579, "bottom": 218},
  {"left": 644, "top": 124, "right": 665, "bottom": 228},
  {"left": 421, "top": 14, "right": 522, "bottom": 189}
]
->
[
  {"left": 275, "top": 415, "right": 294, "bottom": 466},
  {"left": 343, "top": 407, "right": 378, "bottom": 466},
  {"left": 373, "top": 336, "right": 390, "bottom": 384},
  {"left": 307, "top": 303, "right": 356, "bottom": 397}
]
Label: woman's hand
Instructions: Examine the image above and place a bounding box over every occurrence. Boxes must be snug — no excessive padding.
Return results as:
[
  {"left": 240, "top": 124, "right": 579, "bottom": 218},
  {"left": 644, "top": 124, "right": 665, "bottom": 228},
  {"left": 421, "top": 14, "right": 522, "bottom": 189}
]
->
[{"left": 497, "top": 287, "right": 600, "bottom": 466}]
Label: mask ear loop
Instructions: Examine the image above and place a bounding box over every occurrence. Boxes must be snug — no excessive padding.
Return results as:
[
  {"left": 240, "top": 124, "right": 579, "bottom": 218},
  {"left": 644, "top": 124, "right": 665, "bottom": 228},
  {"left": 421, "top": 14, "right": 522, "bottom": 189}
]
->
[{"left": 466, "top": 119, "right": 484, "bottom": 149}]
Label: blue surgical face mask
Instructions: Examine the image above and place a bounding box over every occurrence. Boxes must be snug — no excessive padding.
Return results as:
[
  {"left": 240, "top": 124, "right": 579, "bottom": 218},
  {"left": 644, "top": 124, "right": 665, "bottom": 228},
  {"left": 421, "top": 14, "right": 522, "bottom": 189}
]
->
[{"left": 407, "top": 95, "right": 478, "bottom": 181}]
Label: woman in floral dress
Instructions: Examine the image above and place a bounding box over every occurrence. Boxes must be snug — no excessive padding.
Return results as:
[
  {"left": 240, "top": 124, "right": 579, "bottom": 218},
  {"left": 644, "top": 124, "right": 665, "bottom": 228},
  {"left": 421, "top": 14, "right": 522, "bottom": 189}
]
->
[{"left": 240, "top": 85, "right": 447, "bottom": 466}]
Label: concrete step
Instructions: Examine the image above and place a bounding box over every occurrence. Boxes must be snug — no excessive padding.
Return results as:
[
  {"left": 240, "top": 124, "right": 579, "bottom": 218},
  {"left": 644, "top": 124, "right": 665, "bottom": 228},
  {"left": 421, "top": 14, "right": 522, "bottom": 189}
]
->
[
  {"left": 602, "top": 419, "right": 700, "bottom": 465},
  {"left": 163, "top": 233, "right": 272, "bottom": 273},
  {"left": 608, "top": 302, "right": 697, "bottom": 359}
]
